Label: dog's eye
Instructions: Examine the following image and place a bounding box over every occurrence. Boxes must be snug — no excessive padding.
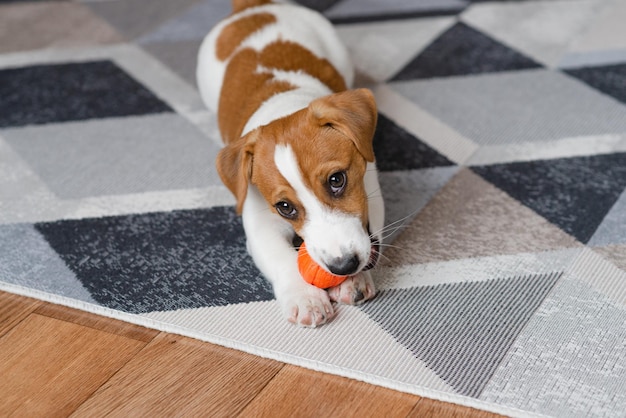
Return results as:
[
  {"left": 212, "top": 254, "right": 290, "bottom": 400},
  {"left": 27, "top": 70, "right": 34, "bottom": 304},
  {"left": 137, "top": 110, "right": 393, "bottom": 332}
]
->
[
  {"left": 275, "top": 201, "right": 298, "bottom": 219},
  {"left": 328, "top": 171, "right": 347, "bottom": 196}
]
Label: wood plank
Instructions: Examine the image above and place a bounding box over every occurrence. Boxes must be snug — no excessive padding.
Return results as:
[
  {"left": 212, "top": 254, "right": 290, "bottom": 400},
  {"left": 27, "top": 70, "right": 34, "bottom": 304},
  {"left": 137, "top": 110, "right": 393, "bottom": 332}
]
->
[
  {"left": 0, "top": 295, "right": 505, "bottom": 417},
  {"left": 239, "top": 364, "right": 420, "bottom": 417},
  {"left": 0, "top": 313, "right": 146, "bottom": 417},
  {"left": 34, "top": 301, "right": 158, "bottom": 343},
  {"left": 408, "top": 397, "right": 502, "bottom": 418},
  {"left": 0, "top": 291, "right": 42, "bottom": 337},
  {"left": 72, "top": 333, "right": 284, "bottom": 417}
]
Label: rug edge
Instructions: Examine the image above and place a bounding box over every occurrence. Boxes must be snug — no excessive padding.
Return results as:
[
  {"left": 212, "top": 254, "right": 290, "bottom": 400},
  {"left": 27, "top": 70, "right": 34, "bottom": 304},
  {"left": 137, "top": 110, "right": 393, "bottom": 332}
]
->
[{"left": 0, "top": 281, "right": 546, "bottom": 418}]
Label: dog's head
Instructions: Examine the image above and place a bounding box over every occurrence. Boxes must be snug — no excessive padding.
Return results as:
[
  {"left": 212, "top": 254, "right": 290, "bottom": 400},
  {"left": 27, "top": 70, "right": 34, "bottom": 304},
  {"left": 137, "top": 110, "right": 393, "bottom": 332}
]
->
[{"left": 217, "top": 88, "right": 379, "bottom": 276}]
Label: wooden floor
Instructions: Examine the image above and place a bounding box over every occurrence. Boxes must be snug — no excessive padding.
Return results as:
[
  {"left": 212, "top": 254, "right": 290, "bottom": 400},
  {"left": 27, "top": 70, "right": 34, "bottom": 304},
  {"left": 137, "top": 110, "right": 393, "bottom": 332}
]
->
[{"left": 1, "top": 291, "right": 500, "bottom": 417}]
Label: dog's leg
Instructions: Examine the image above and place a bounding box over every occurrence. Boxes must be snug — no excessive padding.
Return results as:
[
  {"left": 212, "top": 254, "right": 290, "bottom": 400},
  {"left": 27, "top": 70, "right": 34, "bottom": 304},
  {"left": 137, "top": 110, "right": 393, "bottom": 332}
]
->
[
  {"left": 242, "top": 186, "right": 335, "bottom": 327},
  {"left": 328, "top": 270, "right": 376, "bottom": 305}
]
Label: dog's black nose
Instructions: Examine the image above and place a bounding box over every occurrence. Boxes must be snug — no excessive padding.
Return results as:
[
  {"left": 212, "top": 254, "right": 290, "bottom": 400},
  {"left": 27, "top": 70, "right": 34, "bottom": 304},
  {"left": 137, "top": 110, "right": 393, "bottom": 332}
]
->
[{"left": 328, "top": 254, "right": 360, "bottom": 276}]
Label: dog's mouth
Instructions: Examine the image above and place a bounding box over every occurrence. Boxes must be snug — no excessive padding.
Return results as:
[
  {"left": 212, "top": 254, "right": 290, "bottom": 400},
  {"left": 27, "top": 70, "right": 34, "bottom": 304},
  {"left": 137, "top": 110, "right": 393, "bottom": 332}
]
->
[{"left": 291, "top": 234, "right": 380, "bottom": 273}]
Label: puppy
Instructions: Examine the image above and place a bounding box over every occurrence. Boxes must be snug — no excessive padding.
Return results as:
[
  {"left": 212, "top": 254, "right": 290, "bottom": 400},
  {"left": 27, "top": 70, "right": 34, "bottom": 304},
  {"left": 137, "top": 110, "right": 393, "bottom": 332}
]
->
[{"left": 197, "top": 0, "right": 384, "bottom": 327}]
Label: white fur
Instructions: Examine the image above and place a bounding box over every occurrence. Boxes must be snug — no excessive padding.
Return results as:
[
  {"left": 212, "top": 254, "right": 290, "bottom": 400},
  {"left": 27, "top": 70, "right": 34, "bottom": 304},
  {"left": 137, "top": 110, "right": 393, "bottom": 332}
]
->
[{"left": 197, "top": 2, "right": 384, "bottom": 327}]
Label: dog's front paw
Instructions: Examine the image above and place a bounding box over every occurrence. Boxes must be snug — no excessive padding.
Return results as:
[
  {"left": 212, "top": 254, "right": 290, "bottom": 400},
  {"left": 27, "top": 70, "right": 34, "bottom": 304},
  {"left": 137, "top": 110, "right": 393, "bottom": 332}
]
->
[
  {"left": 328, "top": 271, "right": 376, "bottom": 305},
  {"left": 279, "top": 285, "right": 335, "bottom": 328}
]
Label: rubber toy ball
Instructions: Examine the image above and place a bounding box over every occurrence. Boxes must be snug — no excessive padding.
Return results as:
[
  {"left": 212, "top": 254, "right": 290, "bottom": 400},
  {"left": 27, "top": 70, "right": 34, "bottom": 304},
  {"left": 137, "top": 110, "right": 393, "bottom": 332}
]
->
[{"left": 297, "top": 242, "right": 348, "bottom": 289}]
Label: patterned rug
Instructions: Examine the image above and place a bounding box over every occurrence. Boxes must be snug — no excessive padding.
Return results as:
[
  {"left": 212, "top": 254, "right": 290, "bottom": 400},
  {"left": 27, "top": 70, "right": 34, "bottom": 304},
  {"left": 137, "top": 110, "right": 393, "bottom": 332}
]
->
[{"left": 2, "top": 0, "right": 626, "bottom": 416}]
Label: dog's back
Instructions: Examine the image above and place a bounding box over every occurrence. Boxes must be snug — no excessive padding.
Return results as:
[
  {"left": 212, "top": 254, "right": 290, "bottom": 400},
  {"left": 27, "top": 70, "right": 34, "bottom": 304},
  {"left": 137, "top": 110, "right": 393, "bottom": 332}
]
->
[{"left": 196, "top": 0, "right": 354, "bottom": 144}]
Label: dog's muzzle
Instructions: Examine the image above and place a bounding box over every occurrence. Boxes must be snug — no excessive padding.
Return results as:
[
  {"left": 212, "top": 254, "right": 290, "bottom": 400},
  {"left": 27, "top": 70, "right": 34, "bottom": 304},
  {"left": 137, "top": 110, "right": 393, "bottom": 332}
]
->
[{"left": 292, "top": 234, "right": 380, "bottom": 272}]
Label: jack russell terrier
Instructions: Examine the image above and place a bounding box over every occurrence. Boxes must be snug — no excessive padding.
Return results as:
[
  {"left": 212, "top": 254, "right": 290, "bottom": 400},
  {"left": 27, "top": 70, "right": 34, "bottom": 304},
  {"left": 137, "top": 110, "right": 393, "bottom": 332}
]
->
[{"left": 197, "top": 0, "right": 385, "bottom": 327}]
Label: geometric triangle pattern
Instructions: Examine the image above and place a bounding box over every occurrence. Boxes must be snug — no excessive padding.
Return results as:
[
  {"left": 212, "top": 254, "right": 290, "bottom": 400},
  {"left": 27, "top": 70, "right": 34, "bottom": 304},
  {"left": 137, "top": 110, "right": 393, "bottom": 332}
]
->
[
  {"left": 322, "top": 0, "right": 466, "bottom": 24},
  {"left": 335, "top": 17, "right": 455, "bottom": 83},
  {"left": 0, "top": 60, "right": 172, "bottom": 128},
  {"left": 472, "top": 153, "right": 626, "bottom": 243},
  {"left": 2, "top": 114, "right": 221, "bottom": 199},
  {"left": 86, "top": 0, "right": 205, "bottom": 41},
  {"left": 3, "top": 1, "right": 626, "bottom": 417},
  {"left": 480, "top": 275, "right": 626, "bottom": 415},
  {"left": 594, "top": 245, "right": 626, "bottom": 271},
  {"left": 564, "top": 63, "right": 626, "bottom": 105},
  {"left": 33, "top": 208, "right": 273, "bottom": 314},
  {"left": 460, "top": 0, "right": 599, "bottom": 68},
  {"left": 361, "top": 272, "right": 562, "bottom": 397},
  {"left": 0, "top": 223, "right": 97, "bottom": 304},
  {"left": 589, "top": 189, "right": 626, "bottom": 247},
  {"left": 373, "top": 113, "right": 455, "bottom": 171},
  {"left": 391, "top": 22, "right": 542, "bottom": 81},
  {"left": 382, "top": 169, "right": 580, "bottom": 265},
  {"left": 388, "top": 69, "right": 626, "bottom": 147}
]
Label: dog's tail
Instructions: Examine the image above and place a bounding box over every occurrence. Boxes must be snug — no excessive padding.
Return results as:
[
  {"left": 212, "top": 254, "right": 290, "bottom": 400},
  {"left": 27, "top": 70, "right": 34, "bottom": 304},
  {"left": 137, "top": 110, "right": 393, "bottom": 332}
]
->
[{"left": 232, "top": 0, "right": 272, "bottom": 14}]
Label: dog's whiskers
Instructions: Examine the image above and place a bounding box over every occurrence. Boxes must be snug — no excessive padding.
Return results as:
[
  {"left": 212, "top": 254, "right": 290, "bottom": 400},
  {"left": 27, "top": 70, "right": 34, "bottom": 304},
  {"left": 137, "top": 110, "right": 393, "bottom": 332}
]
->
[
  {"left": 365, "top": 247, "right": 391, "bottom": 270},
  {"left": 377, "top": 242, "right": 403, "bottom": 251},
  {"left": 369, "top": 210, "right": 417, "bottom": 242}
]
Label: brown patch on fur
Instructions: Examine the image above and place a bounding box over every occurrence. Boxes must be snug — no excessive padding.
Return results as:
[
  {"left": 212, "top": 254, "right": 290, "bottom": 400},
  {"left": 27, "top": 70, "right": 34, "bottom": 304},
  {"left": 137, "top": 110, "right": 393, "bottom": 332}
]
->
[
  {"left": 218, "top": 48, "right": 296, "bottom": 144},
  {"left": 217, "top": 89, "right": 377, "bottom": 221},
  {"left": 259, "top": 41, "right": 347, "bottom": 93},
  {"left": 218, "top": 40, "right": 355, "bottom": 145},
  {"left": 216, "top": 12, "right": 276, "bottom": 61},
  {"left": 309, "top": 89, "right": 377, "bottom": 162},
  {"left": 215, "top": 14, "right": 368, "bottom": 218},
  {"left": 215, "top": 131, "right": 256, "bottom": 214},
  {"left": 249, "top": 135, "right": 308, "bottom": 231},
  {"left": 249, "top": 91, "right": 376, "bottom": 229},
  {"left": 295, "top": 124, "right": 370, "bottom": 226}
]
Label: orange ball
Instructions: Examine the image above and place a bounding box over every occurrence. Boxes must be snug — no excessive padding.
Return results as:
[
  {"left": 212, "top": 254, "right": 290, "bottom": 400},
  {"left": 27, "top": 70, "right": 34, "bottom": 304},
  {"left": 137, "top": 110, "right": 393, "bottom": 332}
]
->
[{"left": 298, "top": 242, "right": 348, "bottom": 289}]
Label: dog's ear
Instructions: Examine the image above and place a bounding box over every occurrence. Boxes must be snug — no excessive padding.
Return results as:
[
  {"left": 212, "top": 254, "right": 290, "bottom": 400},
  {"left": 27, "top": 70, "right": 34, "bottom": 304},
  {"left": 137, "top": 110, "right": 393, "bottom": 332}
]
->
[
  {"left": 216, "top": 130, "right": 257, "bottom": 214},
  {"left": 309, "top": 88, "right": 377, "bottom": 162}
]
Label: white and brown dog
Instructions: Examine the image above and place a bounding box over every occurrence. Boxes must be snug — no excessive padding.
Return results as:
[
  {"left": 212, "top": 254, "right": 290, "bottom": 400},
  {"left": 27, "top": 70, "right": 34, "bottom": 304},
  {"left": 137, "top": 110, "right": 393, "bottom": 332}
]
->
[{"left": 197, "top": 0, "right": 384, "bottom": 327}]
